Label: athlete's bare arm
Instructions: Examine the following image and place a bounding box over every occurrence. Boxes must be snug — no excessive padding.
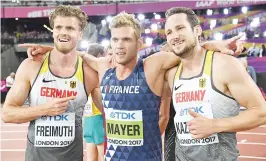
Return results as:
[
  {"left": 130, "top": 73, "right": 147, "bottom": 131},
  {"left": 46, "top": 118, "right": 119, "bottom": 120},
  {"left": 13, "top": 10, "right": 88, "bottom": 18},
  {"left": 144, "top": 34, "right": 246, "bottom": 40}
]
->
[
  {"left": 91, "top": 88, "right": 103, "bottom": 111},
  {"left": 2, "top": 59, "right": 74, "bottom": 123},
  {"left": 165, "top": 66, "right": 179, "bottom": 90},
  {"left": 20, "top": 34, "right": 243, "bottom": 72},
  {"left": 19, "top": 43, "right": 109, "bottom": 75},
  {"left": 200, "top": 34, "right": 244, "bottom": 56},
  {"left": 158, "top": 81, "right": 172, "bottom": 135},
  {"left": 187, "top": 54, "right": 266, "bottom": 138},
  {"left": 211, "top": 54, "right": 266, "bottom": 132},
  {"left": 83, "top": 63, "right": 103, "bottom": 108}
]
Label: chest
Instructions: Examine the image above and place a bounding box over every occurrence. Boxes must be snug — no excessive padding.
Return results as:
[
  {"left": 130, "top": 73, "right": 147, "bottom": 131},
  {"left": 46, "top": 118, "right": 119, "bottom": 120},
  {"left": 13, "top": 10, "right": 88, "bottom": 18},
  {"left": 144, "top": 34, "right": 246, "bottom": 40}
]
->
[
  {"left": 49, "top": 65, "right": 77, "bottom": 78},
  {"left": 172, "top": 75, "right": 211, "bottom": 105}
]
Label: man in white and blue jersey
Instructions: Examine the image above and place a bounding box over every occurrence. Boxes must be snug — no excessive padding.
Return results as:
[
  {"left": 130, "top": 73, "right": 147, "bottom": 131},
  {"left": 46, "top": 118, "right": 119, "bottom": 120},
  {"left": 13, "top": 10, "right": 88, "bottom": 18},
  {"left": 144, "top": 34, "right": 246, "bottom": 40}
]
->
[
  {"left": 2, "top": 5, "right": 101, "bottom": 161},
  {"left": 164, "top": 7, "right": 266, "bottom": 161}
]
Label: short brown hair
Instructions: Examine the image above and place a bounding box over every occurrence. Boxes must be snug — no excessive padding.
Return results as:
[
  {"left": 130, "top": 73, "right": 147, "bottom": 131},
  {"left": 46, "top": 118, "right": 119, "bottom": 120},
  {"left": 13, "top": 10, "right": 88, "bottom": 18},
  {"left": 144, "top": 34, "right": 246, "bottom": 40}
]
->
[
  {"left": 109, "top": 11, "right": 141, "bottom": 39},
  {"left": 49, "top": 5, "right": 88, "bottom": 31},
  {"left": 165, "top": 7, "right": 199, "bottom": 28},
  {"left": 86, "top": 43, "right": 105, "bottom": 57}
]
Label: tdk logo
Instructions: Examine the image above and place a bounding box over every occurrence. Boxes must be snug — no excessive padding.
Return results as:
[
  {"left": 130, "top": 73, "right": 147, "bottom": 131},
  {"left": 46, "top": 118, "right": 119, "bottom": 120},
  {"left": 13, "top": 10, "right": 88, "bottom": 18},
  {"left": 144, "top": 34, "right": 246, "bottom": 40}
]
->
[
  {"left": 48, "top": 115, "right": 68, "bottom": 121},
  {"left": 179, "top": 106, "right": 204, "bottom": 116},
  {"left": 110, "top": 112, "right": 135, "bottom": 120}
]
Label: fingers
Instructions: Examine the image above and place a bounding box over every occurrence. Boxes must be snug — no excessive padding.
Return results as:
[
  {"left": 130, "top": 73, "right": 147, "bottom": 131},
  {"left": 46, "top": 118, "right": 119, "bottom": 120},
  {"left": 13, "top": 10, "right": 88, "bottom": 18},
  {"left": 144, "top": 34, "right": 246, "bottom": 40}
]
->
[
  {"left": 54, "top": 108, "right": 68, "bottom": 115},
  {"left": 189, "top": 129, "right": 197, "bottom": 135},
  {"left": 18, "top": 43, "right": 39, "bottom": 48},
  {"left": 57, "top": 101, "right": 69, "bottom": 108},
  {"left": 188, "top": 108, "right": 200, "bottom": 118},
  {"left": 53, "top": 100, "right": 70, "bottom": 115},
  {"left": 27, "top": 48, "right": 33, "bottom": 59},
  {"left": 220, "top": 48, "right": 234, "bottom": 55},
  {"left": 58, "top": 96, "right": 76, "bottom": 103},
  {"left": 111, "top": 56, "right": 116, "bottom": 67},
  {"left": 228, "top": 34, "right": 243, "bottom": 42},
  {"left": 32, "top": 48, "right": 45, "bottom": 55},
  {"left": 191, "top": 134, "right": 202, "bottom": 139},
  {"left": 234, "top": 41, "right": 244, "bottom": 56}
]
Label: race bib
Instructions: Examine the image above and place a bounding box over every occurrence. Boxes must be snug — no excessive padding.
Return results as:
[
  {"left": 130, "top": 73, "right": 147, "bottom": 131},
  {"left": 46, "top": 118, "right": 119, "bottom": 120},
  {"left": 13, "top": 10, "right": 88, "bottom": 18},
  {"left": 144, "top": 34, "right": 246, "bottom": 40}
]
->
[
  {"left": 34, "top": 113, "right": 75, "bottom": 147},
  {"left": 106, "top": 109, "right": 144, "bottom": 146},
  {"left": 174, "top": 103, "right": 219, "bottom": 146},
  {"left": 83, "top": 97, "right": 93, "bottom": 117}
]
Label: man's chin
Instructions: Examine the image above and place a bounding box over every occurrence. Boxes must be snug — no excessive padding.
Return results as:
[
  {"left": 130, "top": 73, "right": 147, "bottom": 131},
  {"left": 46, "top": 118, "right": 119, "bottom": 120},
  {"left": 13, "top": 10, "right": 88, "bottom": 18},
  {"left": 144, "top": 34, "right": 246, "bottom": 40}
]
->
[{"left": 56, "top": 47, "right": 73, "bottom": 54}]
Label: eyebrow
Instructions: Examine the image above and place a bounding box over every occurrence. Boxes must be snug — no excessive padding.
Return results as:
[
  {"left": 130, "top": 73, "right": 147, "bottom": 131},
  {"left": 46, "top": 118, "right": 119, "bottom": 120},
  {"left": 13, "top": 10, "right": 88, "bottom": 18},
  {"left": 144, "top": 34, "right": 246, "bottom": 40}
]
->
[
  {"left": 55, "top": 25, "right": 75, "bottom": 28},
  {"left": 112, "top": 37, "right": 133, "bottom": 40}
]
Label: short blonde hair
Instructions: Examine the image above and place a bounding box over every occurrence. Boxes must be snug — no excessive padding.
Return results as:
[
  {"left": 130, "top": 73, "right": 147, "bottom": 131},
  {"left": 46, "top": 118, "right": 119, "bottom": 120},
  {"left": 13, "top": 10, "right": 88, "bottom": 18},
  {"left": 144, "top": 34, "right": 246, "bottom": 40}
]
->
[
  {"left": 109, "top": 11, "right": 141, "bottom": 39},
  {"left": 49, "top": 5, "right": 88, "bottom": 31}
]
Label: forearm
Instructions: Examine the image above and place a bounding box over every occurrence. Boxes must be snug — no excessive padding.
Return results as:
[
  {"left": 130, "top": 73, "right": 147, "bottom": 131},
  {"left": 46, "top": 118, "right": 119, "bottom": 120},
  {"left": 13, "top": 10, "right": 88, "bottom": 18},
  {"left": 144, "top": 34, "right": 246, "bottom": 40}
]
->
[
  {"left": 213, "top": 108, "right": 266, "bottom": 133},
  {"left": 161, "top": 52, "right": 181, "bottom": 70},
  {"left": 159, "top": 115, "right": 169, "bottom": 135},
  {"left": 2, "top": 105, "right": 47, "bottom": 124},
  {"left": 201, "top": 41, "right": 220, "bottom": 51},
  {"left": 78, "top": 51, "right": 98, "bottom": 71},
  {"left": 46, "top": 46, "right": 54, "bottom": 51}
]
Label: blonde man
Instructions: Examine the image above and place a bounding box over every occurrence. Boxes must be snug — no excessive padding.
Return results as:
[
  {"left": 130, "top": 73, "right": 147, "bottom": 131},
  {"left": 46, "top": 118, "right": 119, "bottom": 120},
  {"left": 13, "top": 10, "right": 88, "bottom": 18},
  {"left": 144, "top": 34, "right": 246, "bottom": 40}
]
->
[{"left": 2, "top": 5, "right": 101, "bottom": 161}]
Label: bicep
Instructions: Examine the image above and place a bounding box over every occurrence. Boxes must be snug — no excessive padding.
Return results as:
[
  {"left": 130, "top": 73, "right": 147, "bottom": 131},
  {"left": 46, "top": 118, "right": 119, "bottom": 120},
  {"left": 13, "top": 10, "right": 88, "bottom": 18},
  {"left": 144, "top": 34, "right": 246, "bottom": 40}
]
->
[
  {"left": 4, "top": 64, "right": 31, "bottom": 107},
  {"left": 146, "top": 52, "right": 180, "bottom": 71},
  {"left": 227, "top": 61, "right": 265, "bottom": 109},
  {"left": 161, "top": 52, "right": 181, "bottom": 70},
  {"left": 82, "top": 54, "right": 109, "bottom": 72},
  {"left": 160, "top": 81, "right": 172, "bottom": 115},
  {"left": 82, "top": 52, "right": 100, "bottom": 72}
]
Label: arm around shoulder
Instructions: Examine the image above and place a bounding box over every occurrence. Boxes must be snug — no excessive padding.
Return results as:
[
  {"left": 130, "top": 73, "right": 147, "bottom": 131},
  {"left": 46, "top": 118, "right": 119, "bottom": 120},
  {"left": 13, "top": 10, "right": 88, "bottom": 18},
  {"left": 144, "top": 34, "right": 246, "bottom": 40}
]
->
[
  {"left": 79, "top": 51, "right": 104, "bottom": 72},
  {"left": 145, "top": 51, "right": 181, "bottom": 71}
]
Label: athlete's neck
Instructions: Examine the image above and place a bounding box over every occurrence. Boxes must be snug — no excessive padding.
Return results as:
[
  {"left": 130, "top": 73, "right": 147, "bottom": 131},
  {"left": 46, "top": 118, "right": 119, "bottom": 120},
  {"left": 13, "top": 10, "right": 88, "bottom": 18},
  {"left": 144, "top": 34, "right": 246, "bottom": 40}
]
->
[
  {"left": 181, "top": 45, "right": 206, "bottom": 70},
  {"left": 116, "top": 56, "right": 138, "bottom": 80},
  {"left": 50, "top": 48, "right": 77, "bottom": 68}
]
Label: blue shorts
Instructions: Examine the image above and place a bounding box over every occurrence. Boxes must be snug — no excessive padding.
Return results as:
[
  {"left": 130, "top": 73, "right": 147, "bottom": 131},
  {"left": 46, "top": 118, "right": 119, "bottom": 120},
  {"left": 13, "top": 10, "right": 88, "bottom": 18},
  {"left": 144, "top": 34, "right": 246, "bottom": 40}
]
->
[{"left": 83, "top": 115, "right": 105, "bottom": 145}]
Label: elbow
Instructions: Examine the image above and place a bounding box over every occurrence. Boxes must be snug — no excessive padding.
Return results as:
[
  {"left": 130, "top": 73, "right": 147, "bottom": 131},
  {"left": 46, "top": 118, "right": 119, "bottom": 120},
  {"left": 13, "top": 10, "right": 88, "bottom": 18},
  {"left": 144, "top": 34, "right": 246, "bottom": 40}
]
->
[
  {"left": 260, "top": 107, "right": 266, "bottom": 125},
  {"left": 1, "top": 106, "right": 16, "bottom": 123},
  {"left": 1, "top": 110, "right": 12, "bottom": 123},
  {"left": 253, "top": 106, "right": 266, "bottom": 126}
]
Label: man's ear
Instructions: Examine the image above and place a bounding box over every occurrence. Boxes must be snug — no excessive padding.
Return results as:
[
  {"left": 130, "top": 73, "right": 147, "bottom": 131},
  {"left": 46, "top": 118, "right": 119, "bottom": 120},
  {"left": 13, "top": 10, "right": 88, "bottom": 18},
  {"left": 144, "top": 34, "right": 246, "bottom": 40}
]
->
[
  {"left": 194, "top": 25, "right": 202, "bottom": 37},
  {"left": 137, "top": 38, "right": 143, "bottom": 50}
]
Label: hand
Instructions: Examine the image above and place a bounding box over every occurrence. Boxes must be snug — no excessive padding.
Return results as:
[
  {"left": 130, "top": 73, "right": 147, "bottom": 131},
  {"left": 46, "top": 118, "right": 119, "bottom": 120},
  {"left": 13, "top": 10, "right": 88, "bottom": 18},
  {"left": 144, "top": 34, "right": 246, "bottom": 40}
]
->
[
  {"left": 108, "top": 54, "right": 116, "bottom": 68},
  {"left": 160, "top": 42, "right": 172, "bottom": 52},
  {"left": 18, "top": 43, "right": 53, "bottom": 61},
  {"left": 187, "top": 109, "right": 215, "bottom": 139},
  {"left": 219, "top": 34, "right": 244, "bottom": 55},
  {"left": 41, "top": 96, "right": 76, "bottom": 116}
]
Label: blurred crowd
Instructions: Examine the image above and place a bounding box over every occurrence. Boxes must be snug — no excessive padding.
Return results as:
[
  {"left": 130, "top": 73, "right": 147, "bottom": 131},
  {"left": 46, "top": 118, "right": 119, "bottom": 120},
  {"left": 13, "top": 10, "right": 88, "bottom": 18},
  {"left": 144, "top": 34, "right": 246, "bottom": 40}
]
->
[{"left": 2, "top": 0, "right": 146, "bottom": 7}]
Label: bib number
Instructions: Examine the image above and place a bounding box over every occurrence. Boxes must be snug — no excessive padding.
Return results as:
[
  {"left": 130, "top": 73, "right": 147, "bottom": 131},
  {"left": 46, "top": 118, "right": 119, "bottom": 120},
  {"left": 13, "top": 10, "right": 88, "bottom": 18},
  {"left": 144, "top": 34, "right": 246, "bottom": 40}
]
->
[
  {"left": 105, "top": 109, "right": 144, "bottom": 146},
  {"left": 174, "top": 103, "right": 219, "bottom": 146},
  {"left": 34, "top": 113, "right": 75, "bottom": 147}
]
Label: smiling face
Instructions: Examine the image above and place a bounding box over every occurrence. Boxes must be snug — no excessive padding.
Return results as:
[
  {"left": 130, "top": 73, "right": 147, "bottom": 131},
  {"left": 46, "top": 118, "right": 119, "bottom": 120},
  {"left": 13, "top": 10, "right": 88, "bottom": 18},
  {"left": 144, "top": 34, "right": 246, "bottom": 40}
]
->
[
  {"left": 52, "top": 16, "right": 82, "bottom": 54},
  {"left": 165, "top": 13, "right": 200, "bottom": 58}
]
